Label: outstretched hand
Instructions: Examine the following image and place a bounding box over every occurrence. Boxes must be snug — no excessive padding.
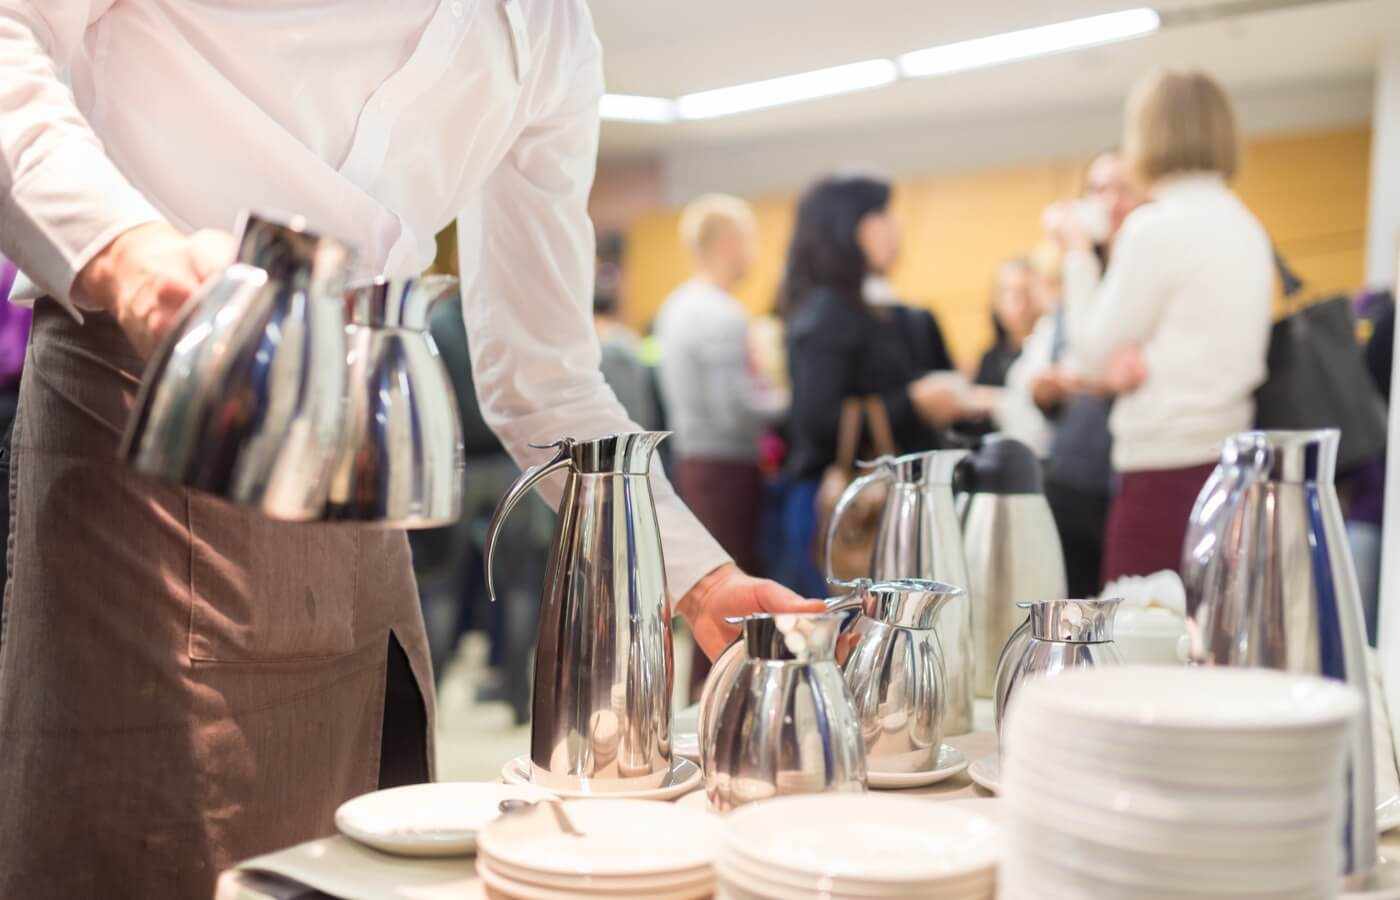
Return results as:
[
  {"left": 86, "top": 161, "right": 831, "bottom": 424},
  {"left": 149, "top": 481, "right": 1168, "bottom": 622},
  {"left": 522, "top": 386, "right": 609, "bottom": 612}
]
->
[{"left": 677, "top": 563, "right": 827, "bottom": 661}]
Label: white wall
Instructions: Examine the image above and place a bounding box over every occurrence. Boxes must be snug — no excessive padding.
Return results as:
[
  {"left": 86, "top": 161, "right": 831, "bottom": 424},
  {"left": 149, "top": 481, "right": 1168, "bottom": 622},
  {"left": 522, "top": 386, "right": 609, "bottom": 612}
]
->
[
  {"left": 657, "top": 76, "right": 1374, "bottom": 204},
  {"left": 1367, "top": 42, "right": 1400, "bottom": 289}
]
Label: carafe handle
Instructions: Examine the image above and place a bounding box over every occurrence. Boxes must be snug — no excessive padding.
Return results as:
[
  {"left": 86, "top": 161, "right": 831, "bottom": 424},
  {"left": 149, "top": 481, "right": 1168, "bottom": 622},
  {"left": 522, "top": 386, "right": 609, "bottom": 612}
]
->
[
  {"left": 484, "top": 440, "right": 573, "bottom": 604},
  {"left": 823, "top": 462, "right": 892, "bottom": 582}
]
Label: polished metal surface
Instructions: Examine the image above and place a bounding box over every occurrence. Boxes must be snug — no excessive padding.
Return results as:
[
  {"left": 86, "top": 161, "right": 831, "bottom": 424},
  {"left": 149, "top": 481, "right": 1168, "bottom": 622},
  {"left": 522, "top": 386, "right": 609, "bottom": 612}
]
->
[
  {"left": 702, "top": 612, "right": 867, "bottom": 812},
  {"left": 695, "top": 583, "right": 866, "bottom": 758},
  {"left": 323, "top": 275, "right": 464, "bottom": 526},
  {"left": 962, "top": 493, "right": 1066, "bottom": 697},
  {"left": 483, "top": 433, "right": 673, "bottom": 792},
  {"left": 121, "top": 212, "right": 354, "bottom": 519},
  {"left": 994, "top": 598, "right": 1123, "bottom": 737},
  {"left": 843, "top": 580, "right": 963, "bottom": 775},
  {"left": 1182, "top": 428, "right": 1377, "bottom": 879},
  {"left": 825, "top": 449, "right": 976, "bottom": 734}
]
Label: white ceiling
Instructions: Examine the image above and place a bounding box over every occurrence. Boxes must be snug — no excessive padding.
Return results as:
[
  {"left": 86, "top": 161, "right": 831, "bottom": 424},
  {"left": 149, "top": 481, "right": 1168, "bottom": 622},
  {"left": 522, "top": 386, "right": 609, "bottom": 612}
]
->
[{"left": 589, "top": 0, "right": 1400, "bottom": 159}]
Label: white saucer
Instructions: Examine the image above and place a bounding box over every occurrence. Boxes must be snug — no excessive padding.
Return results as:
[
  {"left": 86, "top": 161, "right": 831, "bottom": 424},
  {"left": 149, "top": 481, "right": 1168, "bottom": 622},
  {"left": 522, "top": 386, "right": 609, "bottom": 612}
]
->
[
  {"left": 968, "top": 754, "right": 1000, "bottom": 794},
  {"left": 867, "top": 744, "right": 968, "bottom": 789},
  {"left": 334, "top": 781, "right": 556, "bottom": 857},
  {"left": 501, "top": 755, "right": 703, "bottom": 801},
  {"left": 1343, "top": 854, "right": 1400, "bottom": 899},
  {"left": 1378, "top": 792, "right": 1400, "bottom": 834}
]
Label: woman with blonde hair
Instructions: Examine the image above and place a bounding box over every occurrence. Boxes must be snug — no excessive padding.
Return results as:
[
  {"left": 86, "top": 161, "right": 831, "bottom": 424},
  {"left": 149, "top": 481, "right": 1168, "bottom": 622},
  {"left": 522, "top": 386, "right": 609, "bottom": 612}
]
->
[{"left": 1049, "top": 69, "right": 1273, "bottom": 581}]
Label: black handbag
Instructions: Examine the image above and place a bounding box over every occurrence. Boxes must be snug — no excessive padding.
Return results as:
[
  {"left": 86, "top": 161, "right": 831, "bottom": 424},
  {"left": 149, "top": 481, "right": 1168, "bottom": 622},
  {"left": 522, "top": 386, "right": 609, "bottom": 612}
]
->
[{"left": 1254, "top": 253, "right": 1387, "bottom": 473}]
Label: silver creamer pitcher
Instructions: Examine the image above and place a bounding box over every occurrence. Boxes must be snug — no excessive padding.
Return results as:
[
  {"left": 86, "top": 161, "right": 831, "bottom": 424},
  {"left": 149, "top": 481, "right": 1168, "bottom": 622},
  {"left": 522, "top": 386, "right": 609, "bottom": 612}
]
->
[
  {"left": 1182, "top": 429, "right": 1376, "bottom": 881},
  {"left": 825, "top": 450, "right": 975, "bottom": 734},
  {"left": 121, "top": 212, "right": 353, "bottom": 519},
  {"left": 323, "top": 275, "right": 465, "bottom": 527},
  {"left": 484, "top": 433, "right": 672, "bottom": 792}
]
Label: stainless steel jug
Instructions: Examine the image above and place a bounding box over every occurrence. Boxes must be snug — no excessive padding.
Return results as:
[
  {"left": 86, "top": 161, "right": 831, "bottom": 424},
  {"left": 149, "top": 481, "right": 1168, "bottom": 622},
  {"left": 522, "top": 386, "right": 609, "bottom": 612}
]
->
[
  {"left": 993, "top": 598, "right": 1122, "bottom": 737},
  {"left": 825, "top": 449, "right": 975, "bottom": 734},
  {"left": 484, "top": 433, "right": 673, "bottom": 792},
  {"left": 702, "top": 612, "right": 866, "bottom": 812},
  {"left": 959, "top": 435, "right": 1067, "bottom": 698},
  {"left": 843, "top": 580, "right": 963, "bottom": 775},
  {"left": 696, "top": 582, "right": 864, "bottom": 756},
  {"left": 1182, "top": 429, "right": 1376, "bottom": 881},
  {"left": 323, "top": 275, "right": 465, "bottom": 527},
  {"left": 121, "top": 212, "right": 353, "bottom": 519}
]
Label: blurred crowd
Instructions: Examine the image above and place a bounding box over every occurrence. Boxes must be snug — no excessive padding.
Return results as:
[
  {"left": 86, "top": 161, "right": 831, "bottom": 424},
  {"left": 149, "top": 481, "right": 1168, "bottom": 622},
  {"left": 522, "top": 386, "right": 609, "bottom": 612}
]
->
[{"left": 401, "top": 67, "right": 1392, "bottom": 714}]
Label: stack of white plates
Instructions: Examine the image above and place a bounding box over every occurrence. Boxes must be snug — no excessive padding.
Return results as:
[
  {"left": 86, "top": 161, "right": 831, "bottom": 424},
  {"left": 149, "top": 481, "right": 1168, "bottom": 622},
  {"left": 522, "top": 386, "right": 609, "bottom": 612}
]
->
[
  {"left": 475, "top": 798, "right": 718, "bottom": 899},
  {"left": 714, "top": 794, "right": 998, "bottom": 898},
  {"left": 1001, "top": 665, "right": 1362, "bottom": 899}
]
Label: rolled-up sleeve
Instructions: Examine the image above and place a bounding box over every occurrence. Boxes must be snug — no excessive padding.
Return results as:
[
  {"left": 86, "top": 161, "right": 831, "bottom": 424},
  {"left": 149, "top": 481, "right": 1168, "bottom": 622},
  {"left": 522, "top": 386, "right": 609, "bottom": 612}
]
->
[
  {"left": 457, "top": 9, "right": 730, "bottom": 603},
  {"left": 0, "top": 1, "right": 163, "bottom": 309}
]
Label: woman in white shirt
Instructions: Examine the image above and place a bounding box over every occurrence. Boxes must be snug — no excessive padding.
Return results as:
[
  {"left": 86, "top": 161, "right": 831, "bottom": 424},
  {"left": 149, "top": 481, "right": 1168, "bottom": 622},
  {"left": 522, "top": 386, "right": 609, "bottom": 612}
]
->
[{"left": 1050, "top": 69, "right": 1273, "bottom": 582}]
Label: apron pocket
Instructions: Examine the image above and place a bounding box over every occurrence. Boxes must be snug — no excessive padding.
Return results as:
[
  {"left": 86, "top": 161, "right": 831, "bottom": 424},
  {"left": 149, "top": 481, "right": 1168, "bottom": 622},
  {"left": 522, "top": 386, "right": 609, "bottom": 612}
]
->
[{"left": 188, "top": 493, "right": 360, "bottom": 662}]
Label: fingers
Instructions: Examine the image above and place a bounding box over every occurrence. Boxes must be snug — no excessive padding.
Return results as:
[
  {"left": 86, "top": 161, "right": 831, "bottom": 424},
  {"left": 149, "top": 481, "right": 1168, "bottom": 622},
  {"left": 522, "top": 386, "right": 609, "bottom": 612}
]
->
[{"left": 755, "top": 580, "right": 827, "bottom": 614}]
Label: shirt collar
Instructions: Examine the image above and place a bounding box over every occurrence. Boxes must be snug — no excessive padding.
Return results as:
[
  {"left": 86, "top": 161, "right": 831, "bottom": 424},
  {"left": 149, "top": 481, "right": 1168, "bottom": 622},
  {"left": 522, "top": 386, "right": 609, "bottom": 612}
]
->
[{"left": 1151, "top": 171, "right": 1227, "bottom": 201}]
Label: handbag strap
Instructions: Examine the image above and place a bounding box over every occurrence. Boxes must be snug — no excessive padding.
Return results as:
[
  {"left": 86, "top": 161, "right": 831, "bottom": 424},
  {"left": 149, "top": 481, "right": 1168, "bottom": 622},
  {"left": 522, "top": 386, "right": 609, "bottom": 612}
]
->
[
  {"left": 862, "top": 396, "right": 898, "bottom": 458},
  {"left": 834, "top": 398, "right": 864, "bottom": 472}
]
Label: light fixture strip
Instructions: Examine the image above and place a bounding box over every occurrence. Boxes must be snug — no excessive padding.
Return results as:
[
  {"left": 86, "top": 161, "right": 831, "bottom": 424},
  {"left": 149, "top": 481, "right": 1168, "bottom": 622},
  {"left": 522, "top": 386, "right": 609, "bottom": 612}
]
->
[
  {"left": 897, "top": 8, "right": 1161, "bottom": 79},
  {"left": 675, "top": 59, "right": 899, "bottom": 121},
  {"left": 599, "top": 93, "right": 678, "bottom": 124},
  {"left": 608, "top": 7, "right": 1162, "bottom": 123}
]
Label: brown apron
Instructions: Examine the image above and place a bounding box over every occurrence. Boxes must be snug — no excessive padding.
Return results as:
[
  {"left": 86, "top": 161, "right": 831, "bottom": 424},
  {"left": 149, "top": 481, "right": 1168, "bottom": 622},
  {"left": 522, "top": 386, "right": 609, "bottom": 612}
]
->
[{"left": 0, "top": 301, "right": 436, "bottom": 898}]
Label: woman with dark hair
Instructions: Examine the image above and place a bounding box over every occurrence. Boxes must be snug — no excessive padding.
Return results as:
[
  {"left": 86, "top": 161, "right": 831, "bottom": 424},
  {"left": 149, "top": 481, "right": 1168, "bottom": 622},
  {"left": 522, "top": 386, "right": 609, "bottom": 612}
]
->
[
  {"left": 773, "top": 174, "right": 978, "bottom": 594},
  {"left": 975, "top": 258, "right": 1037, "bottom": 387}
]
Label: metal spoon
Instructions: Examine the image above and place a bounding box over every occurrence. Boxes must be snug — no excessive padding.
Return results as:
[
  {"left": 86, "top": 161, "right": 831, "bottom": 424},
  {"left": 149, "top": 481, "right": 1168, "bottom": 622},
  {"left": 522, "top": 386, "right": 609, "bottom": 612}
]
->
[{"left": 497, "top": 798, "right": 584, "bottom": 837}]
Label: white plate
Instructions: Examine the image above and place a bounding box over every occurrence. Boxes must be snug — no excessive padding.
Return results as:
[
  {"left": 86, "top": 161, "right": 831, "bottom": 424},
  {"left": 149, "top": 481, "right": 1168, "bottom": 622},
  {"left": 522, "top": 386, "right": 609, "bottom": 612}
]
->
[
  {"left": 476, "top": 857, "right": 713, "bottom": 900},
  {"left": 1013, "top": 665, "right": 1361, "bottom": 733},
  {"left": 719, "top": 848, "right": 995, "bottom": 897},
  {"left": 478, "top": 798, "right": 718, "bottom": 878},
  {"left": 867, "top": 744, "right": 967, "bottom": 789},
  {"left": 480, "top": 852, "right": 713, "bottom": 894},
  {"left": 333, "top": 781, "right": 556, "bottom": 857},
  {"left": 1344, "top": 854, "right": 1400, "bottom": 900},
  {"left": 968, "top": 754, "right": 1000, "bottom": 794},
  {"left": 724, "top": 794, "right": 998, "bottom": 884},
  {"left": 1379, "top": 793, "right": 1400, "bottom": 834},
  {"left": 674, "top": 789, "right": 720, "bottom": 815},
  {"left": 500, "top": 755, "right": 703, "bottom": 801}
]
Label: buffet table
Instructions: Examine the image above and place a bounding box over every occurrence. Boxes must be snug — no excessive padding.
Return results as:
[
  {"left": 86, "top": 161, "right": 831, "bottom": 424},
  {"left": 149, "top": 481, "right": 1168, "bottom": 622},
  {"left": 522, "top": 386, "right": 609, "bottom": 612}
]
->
[{"left": 216, "top": 731, "right": 1000, "bottom": 900}]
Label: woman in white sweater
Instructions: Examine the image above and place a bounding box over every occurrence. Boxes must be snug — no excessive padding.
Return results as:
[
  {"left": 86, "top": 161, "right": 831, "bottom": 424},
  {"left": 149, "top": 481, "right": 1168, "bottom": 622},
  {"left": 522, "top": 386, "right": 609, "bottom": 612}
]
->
[{"left": 1051, "top": 69, "right": 1274, "bottom": 581}]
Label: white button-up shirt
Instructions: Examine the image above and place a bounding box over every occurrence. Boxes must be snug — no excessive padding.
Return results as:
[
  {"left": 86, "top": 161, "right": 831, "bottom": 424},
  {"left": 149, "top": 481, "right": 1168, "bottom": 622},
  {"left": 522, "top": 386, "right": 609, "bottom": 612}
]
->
[{"left": 0, "top": 0, "right": 730, "bottom": 599}]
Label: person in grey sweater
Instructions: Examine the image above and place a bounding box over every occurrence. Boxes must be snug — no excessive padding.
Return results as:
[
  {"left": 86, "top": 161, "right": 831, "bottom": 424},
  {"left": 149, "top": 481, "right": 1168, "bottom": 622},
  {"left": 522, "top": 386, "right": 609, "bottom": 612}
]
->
[{"left": 655, "top": 194, "right": 787, "bottom": 576}]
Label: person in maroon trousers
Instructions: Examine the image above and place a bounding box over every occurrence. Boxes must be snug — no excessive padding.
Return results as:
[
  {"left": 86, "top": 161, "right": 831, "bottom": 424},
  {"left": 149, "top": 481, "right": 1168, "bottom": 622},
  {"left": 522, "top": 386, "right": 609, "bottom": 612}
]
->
[{"left": 1048, "top": 70, "right": 1274, "bottom": 581}]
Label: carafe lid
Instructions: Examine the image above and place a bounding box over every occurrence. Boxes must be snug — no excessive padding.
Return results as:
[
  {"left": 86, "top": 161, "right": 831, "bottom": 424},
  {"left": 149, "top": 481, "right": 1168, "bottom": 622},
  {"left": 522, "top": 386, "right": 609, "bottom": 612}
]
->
[
  {"left": 1028, "top": 598, "right": 1121, "bottom": 642},
  {"left": 728, "top": 612, "right": 844, "bottom": 662},
  {"left": 862, "top": 579, "right": 964, "bottom": 629},
  {"left": 345, "top": 275, "right": 457, "bottom": 329},
  {"left": 1222, "top": 429, "right": 1339, "bottom": 484},
  {"left": 858, "top": 449, "right": 970, "bottom": 486},
  {"left": 963, "top": 434, "right": 1043, "bottom": 495},
  {"left": 533, "top": 433, "right": 670, "bottom": 475}
]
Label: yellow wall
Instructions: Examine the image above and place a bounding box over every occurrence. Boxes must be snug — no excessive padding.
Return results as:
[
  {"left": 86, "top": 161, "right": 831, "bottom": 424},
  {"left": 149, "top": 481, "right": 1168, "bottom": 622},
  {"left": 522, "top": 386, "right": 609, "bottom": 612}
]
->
[{"left": 622, "top": 126, "right": 1372, "bottom": 370}]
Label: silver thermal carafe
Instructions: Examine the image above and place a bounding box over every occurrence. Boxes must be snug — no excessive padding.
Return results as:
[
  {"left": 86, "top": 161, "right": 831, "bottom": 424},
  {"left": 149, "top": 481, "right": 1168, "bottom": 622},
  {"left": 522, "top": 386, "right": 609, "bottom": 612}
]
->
[
  {"left": 824, "top": 450, "right": 976, "bottom": 734},
  {"left": 993, "top": 597, "right": 1123, "bottom": 737},
  {"left": 484, "top": 433, "right": 673, "bottom": 793},
  {"left": 121, "top": 212, "right": 353, "bottom": 520},
  {"left": 323, "top": 275, "right": 465, "bottom": 527},
  {"left": 959, "top": 435, "right": 1068, "bottom": 698},
  {"left": 1182, "top": 429, "right": 1376, "bottom": 882}
]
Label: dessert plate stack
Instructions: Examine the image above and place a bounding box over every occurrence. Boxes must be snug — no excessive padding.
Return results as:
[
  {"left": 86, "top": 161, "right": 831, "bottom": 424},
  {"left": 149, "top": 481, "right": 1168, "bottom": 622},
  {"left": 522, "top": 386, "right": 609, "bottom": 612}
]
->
[
  {"left": 475, "top": 798, "right": 718, "bottom": 899},
  {"left": 1000, "top": 665, "right": 1361, "bottom": 899},
  {"left": 714, "top": 794, "right": 997, "bottom": 898}
]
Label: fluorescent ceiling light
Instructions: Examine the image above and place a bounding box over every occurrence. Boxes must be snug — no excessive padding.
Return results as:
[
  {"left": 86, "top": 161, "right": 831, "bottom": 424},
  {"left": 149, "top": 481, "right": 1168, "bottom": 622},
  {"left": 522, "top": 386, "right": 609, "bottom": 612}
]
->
[
  {"left": 675, "top": 59, "right": 899, "bottom": 121},
  {"left": 897, "top": 7, "right": 1161, "bottom": 79},
  {"left": 599, "top": 93, "right": 677, "bottom": 123}
]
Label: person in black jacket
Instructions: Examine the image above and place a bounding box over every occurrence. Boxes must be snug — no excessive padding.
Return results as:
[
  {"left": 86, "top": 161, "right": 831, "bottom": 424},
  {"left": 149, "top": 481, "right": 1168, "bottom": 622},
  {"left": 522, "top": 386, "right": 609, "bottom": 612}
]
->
[
  {"left": 975, "top": 257, "right": 1037, "bottom": 388},
  {"left": 773, "top": 174, "right": 983, "bottom": 594}
]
